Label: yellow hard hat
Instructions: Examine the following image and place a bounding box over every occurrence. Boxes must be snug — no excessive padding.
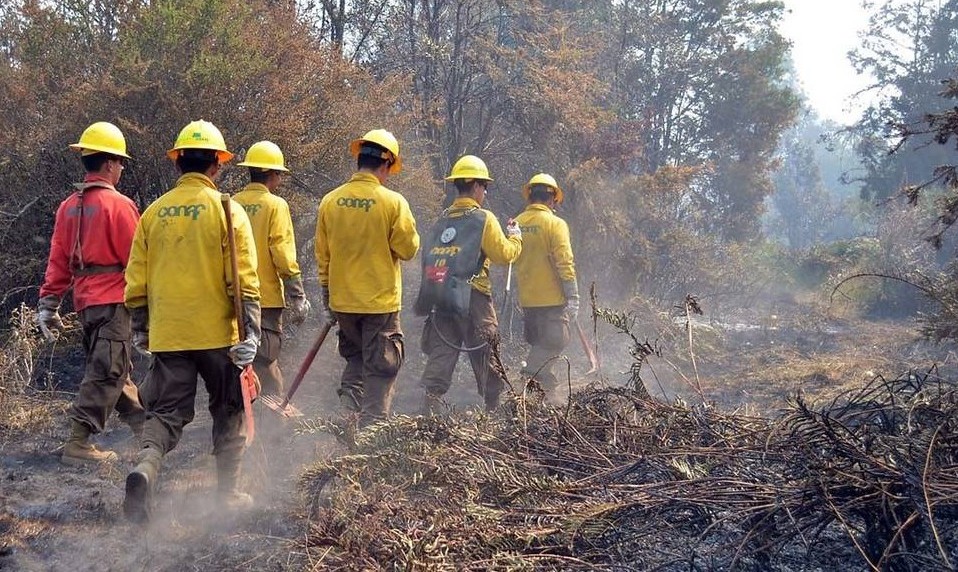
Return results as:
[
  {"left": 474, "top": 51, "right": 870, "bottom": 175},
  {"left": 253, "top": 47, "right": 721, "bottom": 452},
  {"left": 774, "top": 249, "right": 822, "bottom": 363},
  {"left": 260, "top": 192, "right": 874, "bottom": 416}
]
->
[
  {"left": 349, "top": 129, "right": 402, "bottom": 174},
  {"left": 166, "top": 120, "right": 234, "bottom": 164},
  {"left": 523, "top": 173, "right": 563, "bottom": 203},
  {"left": 69, "top": 122, "right": 131, "bottom": 159},
  {"left": 445, "top": 155, "right": 493, "bottom": 182},
  {"left": 237, "top": 141, "right": 289, "bottom": 172}
]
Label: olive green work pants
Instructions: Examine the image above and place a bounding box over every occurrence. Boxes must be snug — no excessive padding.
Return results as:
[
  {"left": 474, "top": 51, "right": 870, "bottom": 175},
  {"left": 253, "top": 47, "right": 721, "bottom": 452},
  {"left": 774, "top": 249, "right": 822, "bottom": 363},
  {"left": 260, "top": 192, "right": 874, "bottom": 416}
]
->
[
  {"left": 521, "top": 305, "right": 571, "bottom": 390},
  {"left": 138, "top": 348, "right": 246, "bottom": 457},
  {"left": 419, "top": 291, "right": 505, "bottom": 408},
  {"left": 70, "top": 303, "right": 145, "bottom": 433},
  {"left": 252, "top": 308, "right": 285, "bottom": 396},
  {"left": 334, "top": 311, "right": 404, "bottom": 423}
]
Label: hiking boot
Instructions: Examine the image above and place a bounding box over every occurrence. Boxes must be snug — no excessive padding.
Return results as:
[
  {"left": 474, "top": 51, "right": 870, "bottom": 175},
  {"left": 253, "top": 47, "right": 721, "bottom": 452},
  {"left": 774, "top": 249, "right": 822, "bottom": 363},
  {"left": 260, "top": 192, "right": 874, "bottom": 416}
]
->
[
  {"left": 61, "top": 420, "right": 118, "bottom": 466},
  {"left": 338, "top": 389, "right": 361, "bottom": 413},
  {"left": 216, "top": 449, "right": 253, "bottom": 511},
  {"left": 218, "top": 491, "right": 254, "bottom": 511},
  {"left": 421, "top": 392, "right": 442, "bottom": 415},
  {"left": 124, "top": 447, "right": 162, "bottom": 524}
]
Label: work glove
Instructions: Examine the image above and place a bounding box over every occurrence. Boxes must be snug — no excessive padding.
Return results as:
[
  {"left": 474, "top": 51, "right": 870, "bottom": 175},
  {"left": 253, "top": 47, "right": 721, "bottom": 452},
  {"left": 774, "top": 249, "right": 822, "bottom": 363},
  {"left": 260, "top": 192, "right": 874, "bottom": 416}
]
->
[
  {"left": 129, "top": 306, "right": 151, "bottom": 357},
  {"left": 229, "top": 299, "right": 262, "bottom": 368},
  {"left": 505, "top": 218, "right": 522, "bottom": 239},
  {"left": 283, "top": 275, "right": 311, "bottom": 327},
  {"left": 319, "top": 285, "right": 337, "bottom": 325},
  {"left": 561, "top": 279, "right": 580, "bottom": 322},
  {"left": 36, "top": 295, "right": 64, "bottom": 342}
]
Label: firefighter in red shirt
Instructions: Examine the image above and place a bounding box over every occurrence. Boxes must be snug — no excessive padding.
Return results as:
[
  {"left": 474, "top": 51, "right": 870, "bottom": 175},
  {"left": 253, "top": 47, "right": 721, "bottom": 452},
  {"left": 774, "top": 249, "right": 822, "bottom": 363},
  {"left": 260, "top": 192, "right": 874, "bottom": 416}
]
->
[{"left": 37, "top": 121, "right": 146, "bottom": 465}]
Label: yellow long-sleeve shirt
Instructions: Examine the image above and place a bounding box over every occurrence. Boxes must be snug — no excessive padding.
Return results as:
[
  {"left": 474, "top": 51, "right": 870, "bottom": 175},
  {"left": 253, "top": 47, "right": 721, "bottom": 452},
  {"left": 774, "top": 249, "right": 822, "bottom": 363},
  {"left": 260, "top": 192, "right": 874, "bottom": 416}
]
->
[
  {"left": 514, "top": 204, "right": 576, "bottom": 307},
  {"left": 234, "top": 183, "right": 300, "bottom": 309},
  {"left": 445, "top": 197, "right": 522, "bottom": 296},
  {"left": 315, "top": 172, "right": 420, "bottom": 313},
  {"left": 125, "top": 173, "right": 259, "bottom": 351}
]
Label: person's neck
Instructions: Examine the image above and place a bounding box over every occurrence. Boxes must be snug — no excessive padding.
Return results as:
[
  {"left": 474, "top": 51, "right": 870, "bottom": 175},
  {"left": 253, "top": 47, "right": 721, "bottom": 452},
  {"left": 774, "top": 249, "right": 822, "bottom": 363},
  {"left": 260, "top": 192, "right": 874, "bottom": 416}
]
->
[
  {"left": 360, "top": 164, "right": 391, "bottom": 183},
  {"left": 460, "top": 192, "right": 482, "bottom": 205},
  {"left": 89, "top": 169, "right": 118, "bottom": 186}
]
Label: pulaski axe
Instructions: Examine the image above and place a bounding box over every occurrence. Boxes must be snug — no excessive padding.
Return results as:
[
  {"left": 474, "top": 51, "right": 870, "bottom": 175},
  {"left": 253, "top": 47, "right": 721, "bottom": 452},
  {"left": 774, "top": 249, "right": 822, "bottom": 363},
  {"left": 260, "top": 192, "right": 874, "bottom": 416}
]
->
[
  {"left": 223, "top": 195, "right": 260, "bottom": 446},
  {"left": 260, "top": 321, "right": 333, "bottom": 418},
  {"left": 575, "top": 321, "right": 600, "bottom": 375}
]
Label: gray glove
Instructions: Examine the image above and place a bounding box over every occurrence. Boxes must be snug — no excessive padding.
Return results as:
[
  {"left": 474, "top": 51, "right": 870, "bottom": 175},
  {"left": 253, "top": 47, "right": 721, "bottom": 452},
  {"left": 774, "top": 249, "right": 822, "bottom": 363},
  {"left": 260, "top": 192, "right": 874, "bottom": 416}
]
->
[
  {"left": 283, "top": 275, "right": 311, "bottom": 326},
  {"left": 36, "top": 295, "right": 64, "bottom": 342},
  {"left": 561, "top": 279, "right": 580, "bottom": 322},
  {"left": 129, "top": 306, "right": 151, "bottom": 357},
  {"left": 319, "top": 285, "right": 336, "bottom": 325},
  {"left": 229, "top": 299, "right": 262, "bottom": 368},
  {"left": 505, "top": 218, "right": 522, "bottom": 239}
]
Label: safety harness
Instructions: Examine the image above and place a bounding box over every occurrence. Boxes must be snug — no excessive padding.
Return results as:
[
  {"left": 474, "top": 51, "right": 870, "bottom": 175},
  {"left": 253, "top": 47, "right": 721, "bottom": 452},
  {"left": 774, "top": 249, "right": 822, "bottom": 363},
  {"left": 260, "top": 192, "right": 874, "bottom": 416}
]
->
[{"left": 69, "top": 182, "right": 125, "bottom": 277}]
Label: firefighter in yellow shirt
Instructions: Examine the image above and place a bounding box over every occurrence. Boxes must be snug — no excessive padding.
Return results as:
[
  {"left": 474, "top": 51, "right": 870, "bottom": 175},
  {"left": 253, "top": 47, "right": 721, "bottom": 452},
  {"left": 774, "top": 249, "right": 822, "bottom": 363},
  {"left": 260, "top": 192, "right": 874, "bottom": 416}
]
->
[
  {"left": 315, "top": 129, "right": 420, "bottom": 425},
  {"left": 513, "top": 173, "right": 578, "bottom": 397},
  {"left": 122, "top": 120, "right": 261, "bottom": 523},
  {"left": 234, "top": 141, "right": 309, "bottom": 397},
  {"left": 415, "top": 155, "right": 522, "bottom": 412}
]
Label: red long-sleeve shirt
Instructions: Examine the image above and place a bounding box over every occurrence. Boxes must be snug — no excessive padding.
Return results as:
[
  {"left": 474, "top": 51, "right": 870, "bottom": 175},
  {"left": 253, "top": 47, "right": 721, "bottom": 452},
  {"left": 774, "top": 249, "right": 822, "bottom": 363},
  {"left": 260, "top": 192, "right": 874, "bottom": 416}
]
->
[{"left": 39, "top": 174, "right": 139, "bottom": 311}]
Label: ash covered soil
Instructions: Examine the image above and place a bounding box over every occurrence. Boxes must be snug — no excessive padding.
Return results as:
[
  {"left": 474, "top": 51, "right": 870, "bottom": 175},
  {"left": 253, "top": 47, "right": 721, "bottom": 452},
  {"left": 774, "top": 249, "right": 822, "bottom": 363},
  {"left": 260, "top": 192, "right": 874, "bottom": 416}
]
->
[
  {"left": 0, "top": 308, "right": 949, "bottom": 571},
  {"left": 0, "top": 314, "right": 544, "bottom": 571}
]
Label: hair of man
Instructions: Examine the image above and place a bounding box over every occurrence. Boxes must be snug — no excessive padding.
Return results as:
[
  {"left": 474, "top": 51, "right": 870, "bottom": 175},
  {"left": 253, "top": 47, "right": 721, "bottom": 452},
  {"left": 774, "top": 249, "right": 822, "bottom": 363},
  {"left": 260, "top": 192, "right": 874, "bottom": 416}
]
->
[
  {"left": 357, "top": 143, "right": 391, "bottom": 171},
  {"left": 176, "top": 149, "right": 219, "bottom": 174},
  {"left": 528, "top": 184, "right": 555, "bottom": 204},
  {"left": 454, "top": 179, "right": 487, "bottom": 195},
  {"left": 249, "top": 169, "right": 272, "bottom": 184},
  {"left": 81, "top": 152, "right": 121, "bottom": 173}
]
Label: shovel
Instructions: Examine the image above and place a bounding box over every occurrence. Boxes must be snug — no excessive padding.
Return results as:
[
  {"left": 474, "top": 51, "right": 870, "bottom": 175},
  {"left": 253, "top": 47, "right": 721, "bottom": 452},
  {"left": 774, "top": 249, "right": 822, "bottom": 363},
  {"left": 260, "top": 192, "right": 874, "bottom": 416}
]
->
[
  {"left": 260, "top": 321, "right": 333, "bottom": 418},
  {"left": 222, "top": 195, "right": 259, "bottom": 446}
]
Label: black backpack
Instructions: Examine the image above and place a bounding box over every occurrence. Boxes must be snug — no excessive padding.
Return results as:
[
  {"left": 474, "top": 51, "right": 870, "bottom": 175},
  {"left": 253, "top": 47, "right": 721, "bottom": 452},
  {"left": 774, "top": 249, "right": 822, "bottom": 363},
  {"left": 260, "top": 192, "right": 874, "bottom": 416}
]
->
[{"left": 414, "top": 207, "right": 486, "bottom": 317}]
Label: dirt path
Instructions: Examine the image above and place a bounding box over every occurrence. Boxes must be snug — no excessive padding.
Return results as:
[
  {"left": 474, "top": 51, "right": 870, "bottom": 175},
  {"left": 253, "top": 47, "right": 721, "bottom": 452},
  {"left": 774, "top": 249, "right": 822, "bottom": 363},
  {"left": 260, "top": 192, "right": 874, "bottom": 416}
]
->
[
  {"left": 0, "top": 393, "right": 326, "bottom": 571},
  {"left": 0, "top": 315, "right": 565, "bottom": 571}
]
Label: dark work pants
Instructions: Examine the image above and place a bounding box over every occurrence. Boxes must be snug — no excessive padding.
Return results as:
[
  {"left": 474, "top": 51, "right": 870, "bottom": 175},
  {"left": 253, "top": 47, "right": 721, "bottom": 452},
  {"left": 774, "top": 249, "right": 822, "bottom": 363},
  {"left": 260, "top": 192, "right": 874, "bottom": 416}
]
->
[
  {"left": 253, "top": 308, "right": 284, "bottom": 396},
  {"left": 419, "top": 291, "right": 505, "bottom": 407},
  {"left": 521, "top": 305, "right": 571, "bottom": 390},
  {"left": 334, "top": 311, "right": 404, "bottom": 422},
  {"left": 70, "top": 303, "right": 145, "bottom": 433},
  {"left": 138, "top": 348, "right": 246, "bottom": 456}
]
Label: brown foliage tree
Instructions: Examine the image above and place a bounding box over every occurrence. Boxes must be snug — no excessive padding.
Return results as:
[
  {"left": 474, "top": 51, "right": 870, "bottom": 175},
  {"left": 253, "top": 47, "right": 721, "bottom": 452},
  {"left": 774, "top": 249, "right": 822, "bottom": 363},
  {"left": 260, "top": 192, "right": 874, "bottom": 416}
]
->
[{"left": 0, "top": 0, "right": 412, "bottom": 311}]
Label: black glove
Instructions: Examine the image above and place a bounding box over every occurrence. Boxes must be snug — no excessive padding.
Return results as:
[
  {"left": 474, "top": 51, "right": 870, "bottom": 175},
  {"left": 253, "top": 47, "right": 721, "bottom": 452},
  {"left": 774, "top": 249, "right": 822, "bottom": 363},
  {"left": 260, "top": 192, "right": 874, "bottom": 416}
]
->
[{"left": 130, "top": 305, "right": 151, "bottom": 356}]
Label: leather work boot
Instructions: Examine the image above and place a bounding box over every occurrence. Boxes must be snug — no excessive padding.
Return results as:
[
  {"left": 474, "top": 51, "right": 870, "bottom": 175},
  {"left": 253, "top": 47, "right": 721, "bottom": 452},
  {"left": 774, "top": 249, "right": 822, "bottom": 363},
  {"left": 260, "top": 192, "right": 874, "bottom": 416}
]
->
[
  {"left": 124, "top": 447, "right": 162, "bottom": 524},
  {"left": 338, "top": 389, "right": 361, "bottom": 413},
  {"left": 61, "top": 420, "right": 118, "bottom": 466},
  {"left": 421, "top": 392, "right": 442, "bottom": 415},
  {"left": 216, "top": 450, "right": 253, "bottom": 511},
  {"left": 484, "top": 393, "right": 501, "bottom": 412}
]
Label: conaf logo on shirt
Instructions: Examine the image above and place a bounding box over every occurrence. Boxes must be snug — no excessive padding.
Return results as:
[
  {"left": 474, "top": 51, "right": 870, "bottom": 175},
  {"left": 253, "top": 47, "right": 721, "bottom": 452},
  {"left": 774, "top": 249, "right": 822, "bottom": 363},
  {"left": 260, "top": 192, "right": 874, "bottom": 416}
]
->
[
  {"left": 157, "top": 204, "right": 207, "bottom": 220},
  {"left": 336, "top": 197, "right": 376, "bottom": 212},
  {"left": 66, "top": 205, "right": 99, "bottom": 218},
  {"left": 243, "top": 204, "right": 261, "bottom": 216}
]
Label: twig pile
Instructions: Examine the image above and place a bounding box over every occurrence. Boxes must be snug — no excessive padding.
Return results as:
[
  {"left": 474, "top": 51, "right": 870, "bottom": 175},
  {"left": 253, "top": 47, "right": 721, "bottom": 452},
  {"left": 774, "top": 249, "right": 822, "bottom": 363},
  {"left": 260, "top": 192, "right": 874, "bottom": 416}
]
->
[{"left": 298, "top": 371, "right": 958, "bottom": 571}]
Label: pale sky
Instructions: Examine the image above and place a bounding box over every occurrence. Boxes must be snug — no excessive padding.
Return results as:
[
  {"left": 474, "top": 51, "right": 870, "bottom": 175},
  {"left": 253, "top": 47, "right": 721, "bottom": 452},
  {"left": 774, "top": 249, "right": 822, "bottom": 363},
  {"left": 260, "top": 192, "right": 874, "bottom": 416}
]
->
[{"left": 780, "top": 0, "right": 875, "bottom": 124}]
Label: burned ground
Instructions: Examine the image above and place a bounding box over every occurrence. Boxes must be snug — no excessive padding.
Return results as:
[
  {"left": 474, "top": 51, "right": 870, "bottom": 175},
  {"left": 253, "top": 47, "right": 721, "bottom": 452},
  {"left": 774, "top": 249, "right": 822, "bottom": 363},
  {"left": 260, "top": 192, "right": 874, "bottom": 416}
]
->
[{"left": 2, "top": 300, "right": 957, "bottom": 571}]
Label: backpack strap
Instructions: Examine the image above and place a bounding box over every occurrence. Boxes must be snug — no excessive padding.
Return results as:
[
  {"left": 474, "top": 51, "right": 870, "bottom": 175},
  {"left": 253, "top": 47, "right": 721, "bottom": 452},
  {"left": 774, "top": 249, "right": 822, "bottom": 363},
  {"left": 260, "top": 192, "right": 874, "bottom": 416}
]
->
[{"left": 69, "top": 181, "right": 119, "bottom": 274}]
